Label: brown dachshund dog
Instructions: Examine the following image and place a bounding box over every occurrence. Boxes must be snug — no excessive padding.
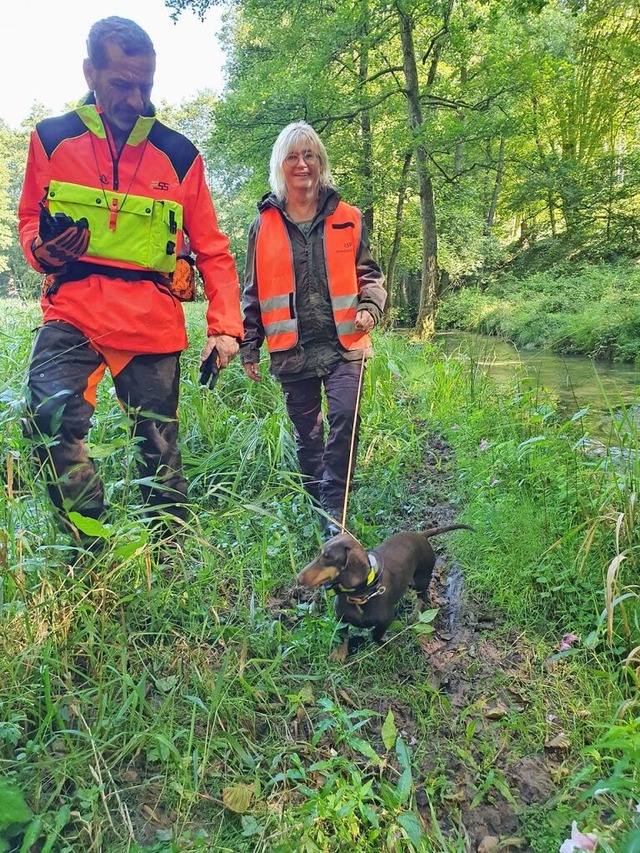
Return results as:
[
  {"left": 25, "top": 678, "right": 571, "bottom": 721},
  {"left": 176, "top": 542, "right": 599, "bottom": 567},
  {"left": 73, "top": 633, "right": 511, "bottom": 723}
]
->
[{"left": 297, "top": 525, "right": 473, "bottom": 647}]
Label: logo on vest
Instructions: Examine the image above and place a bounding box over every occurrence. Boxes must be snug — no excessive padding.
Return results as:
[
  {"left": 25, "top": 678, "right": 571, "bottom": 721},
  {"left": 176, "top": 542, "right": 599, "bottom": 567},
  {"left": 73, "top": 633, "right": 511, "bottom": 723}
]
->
[{"left": 150, "top": 181, "right": 170, "bottom": 191}]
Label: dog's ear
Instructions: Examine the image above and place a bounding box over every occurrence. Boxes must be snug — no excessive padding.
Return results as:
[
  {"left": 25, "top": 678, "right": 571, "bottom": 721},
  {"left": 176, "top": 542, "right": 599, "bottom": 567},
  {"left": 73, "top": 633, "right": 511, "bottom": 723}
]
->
[
  {"left": 344, "top": 542, "right": 367, "bottom": 574},
  {"left": 324, "top": 536, "right": 352, "bottom": 570}
]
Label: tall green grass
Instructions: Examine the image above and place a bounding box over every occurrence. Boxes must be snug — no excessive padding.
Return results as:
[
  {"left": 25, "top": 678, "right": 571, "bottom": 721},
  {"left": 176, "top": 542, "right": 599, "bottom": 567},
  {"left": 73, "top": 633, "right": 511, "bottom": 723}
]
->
[{"left": 1, "top": 300, "right": 639, "bottom": 851}]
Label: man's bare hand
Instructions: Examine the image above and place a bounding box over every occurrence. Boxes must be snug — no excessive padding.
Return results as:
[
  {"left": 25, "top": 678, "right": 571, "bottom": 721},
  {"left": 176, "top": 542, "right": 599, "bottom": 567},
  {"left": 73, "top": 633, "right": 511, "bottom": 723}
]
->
[{"left": 201, "top": 334, "right": 239, "bottom": 368}]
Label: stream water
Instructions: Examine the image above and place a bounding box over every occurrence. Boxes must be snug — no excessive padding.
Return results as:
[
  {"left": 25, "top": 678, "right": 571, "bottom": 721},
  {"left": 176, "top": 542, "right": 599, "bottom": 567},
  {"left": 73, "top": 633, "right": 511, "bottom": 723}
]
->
[
  {"left": 436, "top": 331, "right": 640, "bottom": 440},
  {"left": 434, "top": 332, "right": 640, "bottom": 632}
]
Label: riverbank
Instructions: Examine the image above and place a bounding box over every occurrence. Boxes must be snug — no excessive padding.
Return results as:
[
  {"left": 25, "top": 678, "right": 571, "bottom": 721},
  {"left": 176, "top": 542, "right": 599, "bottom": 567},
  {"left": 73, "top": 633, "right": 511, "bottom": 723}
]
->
[
  {"left": 1, "top": 307, "right": 639, "bottom": 851},
  {"left": 437, "top": 257, "right": 640, "bottom": 364}
]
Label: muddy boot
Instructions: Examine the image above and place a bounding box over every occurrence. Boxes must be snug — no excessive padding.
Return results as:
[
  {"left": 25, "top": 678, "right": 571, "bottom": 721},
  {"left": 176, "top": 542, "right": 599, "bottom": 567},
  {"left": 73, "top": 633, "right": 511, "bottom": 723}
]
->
[
  {"left": 319, "top": 508, "right": 342, "bottom": 540},
  {"left": 156, "top": 538, "right": 185, "bottom": 579}
]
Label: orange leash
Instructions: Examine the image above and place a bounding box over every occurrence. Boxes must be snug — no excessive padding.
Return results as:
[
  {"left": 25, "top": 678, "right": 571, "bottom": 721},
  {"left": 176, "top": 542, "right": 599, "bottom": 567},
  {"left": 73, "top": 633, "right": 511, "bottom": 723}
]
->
[{"left": 339, "top": 352, "right": 367, "bottom": 532}]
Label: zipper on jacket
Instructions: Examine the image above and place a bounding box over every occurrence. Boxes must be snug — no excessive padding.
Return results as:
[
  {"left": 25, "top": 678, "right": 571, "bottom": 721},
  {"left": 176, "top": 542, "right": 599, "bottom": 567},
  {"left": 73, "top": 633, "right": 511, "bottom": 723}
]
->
[{"left": 100, "top": 115, "right": 122, "bottom": 190}]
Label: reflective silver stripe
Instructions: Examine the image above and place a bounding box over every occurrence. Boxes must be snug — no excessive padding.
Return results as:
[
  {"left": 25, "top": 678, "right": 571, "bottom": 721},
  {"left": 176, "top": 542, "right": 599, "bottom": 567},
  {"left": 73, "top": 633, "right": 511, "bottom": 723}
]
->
[
  {"left": 336, "top": 320, "right": 357, "bottom": 335},
  {"left": 259, "top": 294, "right": 291, "bottom": 313},
  {"left": 264, "top": 319, "right": 298, "bottom": 336},
  {"left": 332, "top": 294, "right": 358, "bottom": 310}
]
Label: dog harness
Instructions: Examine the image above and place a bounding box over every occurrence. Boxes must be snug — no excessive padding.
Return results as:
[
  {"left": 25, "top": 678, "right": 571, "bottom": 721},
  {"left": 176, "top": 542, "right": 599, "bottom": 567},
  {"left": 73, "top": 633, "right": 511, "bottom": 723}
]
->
[{"left": 326, "top": 552, "right": 386, "bottom": 605}]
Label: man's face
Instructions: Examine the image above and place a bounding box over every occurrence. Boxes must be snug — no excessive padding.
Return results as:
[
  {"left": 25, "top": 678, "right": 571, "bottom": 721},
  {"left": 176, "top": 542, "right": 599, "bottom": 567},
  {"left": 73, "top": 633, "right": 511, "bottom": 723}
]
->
[{"left": 83, "top": 41, "right": 155, "bottom": 137}]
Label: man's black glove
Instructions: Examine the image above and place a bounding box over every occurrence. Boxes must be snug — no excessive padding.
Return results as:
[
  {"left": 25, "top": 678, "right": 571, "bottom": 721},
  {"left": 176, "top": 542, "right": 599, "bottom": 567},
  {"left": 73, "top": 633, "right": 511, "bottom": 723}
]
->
[
  {"left": 199, "top": 348, "right": 220, "bottom": 391},
  {"left": 32, "top": 204, "right": 90, "bottom": 271}
]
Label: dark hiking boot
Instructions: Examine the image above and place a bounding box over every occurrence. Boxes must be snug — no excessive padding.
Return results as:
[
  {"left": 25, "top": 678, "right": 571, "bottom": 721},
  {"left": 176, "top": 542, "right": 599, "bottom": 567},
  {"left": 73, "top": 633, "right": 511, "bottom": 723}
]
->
[{"left": 320, "top": 509, "right": 342, "bottom": 540}]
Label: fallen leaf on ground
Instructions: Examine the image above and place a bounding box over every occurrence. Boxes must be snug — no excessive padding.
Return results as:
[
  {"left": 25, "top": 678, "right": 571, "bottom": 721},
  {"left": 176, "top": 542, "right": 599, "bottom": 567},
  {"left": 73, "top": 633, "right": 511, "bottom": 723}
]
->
[
  {"left": 116, "top": 768, "right": 142, "bottom": 783},
  {"left": 141, "top": 804, "right": 171, "bottom": 827},
  {"left": 339, "top": 688, "right": 357, "bottom": 706},
  {"left": 437, "top": 630, "right": 454, "bottom": 641},
  {"left": 545, "top": 732, "right": 571, "bottom": 750},
  {"left": 222, "top": 783, "right": 255, "bottom": 814},
  {"left": 485, "top": 703, "right": 509, "bottom": 720}
]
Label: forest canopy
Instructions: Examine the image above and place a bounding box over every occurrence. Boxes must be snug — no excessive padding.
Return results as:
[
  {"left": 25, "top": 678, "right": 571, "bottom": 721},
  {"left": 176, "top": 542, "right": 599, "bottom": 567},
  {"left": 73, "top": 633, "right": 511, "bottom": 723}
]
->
[{"left": 2, "top": 0, "right": 639, "bottom": 334}]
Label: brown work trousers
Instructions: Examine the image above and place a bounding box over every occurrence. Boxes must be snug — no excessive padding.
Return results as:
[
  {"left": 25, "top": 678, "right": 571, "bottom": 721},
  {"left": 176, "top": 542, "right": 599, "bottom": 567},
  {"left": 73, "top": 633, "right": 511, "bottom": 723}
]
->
[{"left": 26, "top": 320, "right": 187, "bottom": 533}]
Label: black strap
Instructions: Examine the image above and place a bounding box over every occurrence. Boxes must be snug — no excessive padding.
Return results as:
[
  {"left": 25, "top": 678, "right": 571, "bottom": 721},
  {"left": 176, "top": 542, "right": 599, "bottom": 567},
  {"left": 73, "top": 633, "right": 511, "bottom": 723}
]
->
[{"left": 45, "top": 261, "right": 171, "bottom": 296}]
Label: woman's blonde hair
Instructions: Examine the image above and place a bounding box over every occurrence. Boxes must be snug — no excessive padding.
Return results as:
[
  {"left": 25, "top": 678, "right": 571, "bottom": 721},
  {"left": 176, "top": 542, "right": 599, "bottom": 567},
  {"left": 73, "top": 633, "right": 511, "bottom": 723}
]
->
[{"left": 269, "top": 121, "right": 333, "bottom": 200}]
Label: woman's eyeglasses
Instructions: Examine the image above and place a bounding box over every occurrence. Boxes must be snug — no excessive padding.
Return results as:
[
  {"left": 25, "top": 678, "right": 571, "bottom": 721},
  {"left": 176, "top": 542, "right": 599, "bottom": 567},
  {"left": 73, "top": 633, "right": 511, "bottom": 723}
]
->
[{"left": 285, "top": 151, "right": 319, "bottom": 165}]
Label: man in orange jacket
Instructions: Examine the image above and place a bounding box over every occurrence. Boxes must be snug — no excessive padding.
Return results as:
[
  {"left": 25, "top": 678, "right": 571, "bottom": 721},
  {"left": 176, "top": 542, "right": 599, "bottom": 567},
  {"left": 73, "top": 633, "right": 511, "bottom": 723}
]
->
[{"left": 18, "top": 16, "right": 242, "bottom": 553}]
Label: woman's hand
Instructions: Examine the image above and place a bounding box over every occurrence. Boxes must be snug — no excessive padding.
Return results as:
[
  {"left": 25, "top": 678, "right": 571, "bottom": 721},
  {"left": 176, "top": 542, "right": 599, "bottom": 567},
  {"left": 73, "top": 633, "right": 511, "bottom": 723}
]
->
[
  {"left": 354, "top": 309, "right": 374, "bottom": 332},
  {"left": 243, "top": 362, "right": 261, "bottom": 382}
]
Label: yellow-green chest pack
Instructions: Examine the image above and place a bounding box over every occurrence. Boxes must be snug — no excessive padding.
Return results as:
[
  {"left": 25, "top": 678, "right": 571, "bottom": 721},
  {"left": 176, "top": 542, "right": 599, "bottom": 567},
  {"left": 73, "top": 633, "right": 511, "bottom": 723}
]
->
[{"left": 46, "top": 179, "right": 183, "bottom": 273}]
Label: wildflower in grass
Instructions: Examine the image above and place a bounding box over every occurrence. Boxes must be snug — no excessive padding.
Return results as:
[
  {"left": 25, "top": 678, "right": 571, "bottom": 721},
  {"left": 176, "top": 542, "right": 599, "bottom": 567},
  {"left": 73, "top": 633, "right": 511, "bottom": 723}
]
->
[
  {"left": 479, "top": 439, "right": 490, "bottom": 451},
  {"left": 559, "top": 821, "right": 598, "bottom": 852},
  {"left": 558, "top": 633, "right": 580, "bottom": 652}
]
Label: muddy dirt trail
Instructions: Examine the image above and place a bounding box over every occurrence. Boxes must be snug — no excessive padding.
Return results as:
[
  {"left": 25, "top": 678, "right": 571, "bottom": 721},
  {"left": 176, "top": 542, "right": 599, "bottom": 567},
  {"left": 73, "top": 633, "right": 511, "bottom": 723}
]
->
[
  {"left": 278, "top": 435, "right": 564, "bottom": 852},
  {"left": 412, "top": 558, "right": 558, "bottom": 851},
  {"left": 389, "top": 436, "right": 561, "bottom": 851}
]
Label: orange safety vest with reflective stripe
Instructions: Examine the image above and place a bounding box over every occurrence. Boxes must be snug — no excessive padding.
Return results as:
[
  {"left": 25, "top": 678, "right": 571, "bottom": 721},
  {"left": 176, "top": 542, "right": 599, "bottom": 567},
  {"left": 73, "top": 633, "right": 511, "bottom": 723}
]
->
[{"left": 255, "top": 203, "right": 372, "bottom": 353}]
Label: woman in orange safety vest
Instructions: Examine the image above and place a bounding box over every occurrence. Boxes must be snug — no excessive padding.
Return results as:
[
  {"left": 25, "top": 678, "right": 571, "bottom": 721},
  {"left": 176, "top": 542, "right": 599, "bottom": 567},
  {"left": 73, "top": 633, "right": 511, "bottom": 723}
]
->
[{"left": 240, "top": 122, "right": 387, "bottom": 538}]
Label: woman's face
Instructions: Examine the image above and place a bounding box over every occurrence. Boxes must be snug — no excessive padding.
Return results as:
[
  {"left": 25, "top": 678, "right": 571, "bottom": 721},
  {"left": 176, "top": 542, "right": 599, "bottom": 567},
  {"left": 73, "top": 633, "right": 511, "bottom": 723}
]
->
[{"left": 282, "top": 143, "right": 320, "bottom": 194}]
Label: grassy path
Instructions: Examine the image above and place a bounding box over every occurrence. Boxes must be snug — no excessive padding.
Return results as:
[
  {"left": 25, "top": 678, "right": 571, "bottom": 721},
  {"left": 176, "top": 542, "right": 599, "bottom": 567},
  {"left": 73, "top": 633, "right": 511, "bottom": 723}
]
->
[{"left": 1, "top": 303, "right": 638, "bottom": 852}]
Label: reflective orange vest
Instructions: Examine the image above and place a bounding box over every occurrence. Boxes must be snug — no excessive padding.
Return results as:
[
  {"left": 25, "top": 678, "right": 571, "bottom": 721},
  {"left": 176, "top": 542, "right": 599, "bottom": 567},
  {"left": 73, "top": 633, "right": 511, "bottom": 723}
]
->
[{"left": 255, "top": 202, "right": 371, "bottom": 353}]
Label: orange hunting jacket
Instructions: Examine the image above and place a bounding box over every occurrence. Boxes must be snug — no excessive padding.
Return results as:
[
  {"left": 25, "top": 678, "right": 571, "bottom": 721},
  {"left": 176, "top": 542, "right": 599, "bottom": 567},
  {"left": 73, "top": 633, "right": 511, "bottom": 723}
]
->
[{"left": 18, "top": 99, "right": 242, "bottom": 353}]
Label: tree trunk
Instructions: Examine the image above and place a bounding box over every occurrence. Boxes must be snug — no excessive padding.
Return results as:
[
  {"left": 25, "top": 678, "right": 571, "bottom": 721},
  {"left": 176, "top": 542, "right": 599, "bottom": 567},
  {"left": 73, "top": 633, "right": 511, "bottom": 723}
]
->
[
  {"left": 382, "top": 150, "right": 412, "bottom": 329},
  {"left": 531, "top": 96, "right": 562, "bottom": 238},
  {"left": 453, "top": 67, "right": 467, "bottom": 178},
  {"left": 484, "top": 135, "right": 505, "bottom": 236},
  {"left": 397, "top": 4, "right": 439, "bottom": 341},
  {"left": 548, "top": 191, "right": 557, "bottom": 237},
  {"left": 359, "top": 4, "right": 374, "bottom": 234}
]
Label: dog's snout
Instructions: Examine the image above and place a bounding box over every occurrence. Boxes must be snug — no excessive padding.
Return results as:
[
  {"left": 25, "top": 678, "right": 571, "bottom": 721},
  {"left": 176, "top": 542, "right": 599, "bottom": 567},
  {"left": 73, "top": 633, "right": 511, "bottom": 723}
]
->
[{"left": 297, "top": 562, "right": 340, "bottom": 590}]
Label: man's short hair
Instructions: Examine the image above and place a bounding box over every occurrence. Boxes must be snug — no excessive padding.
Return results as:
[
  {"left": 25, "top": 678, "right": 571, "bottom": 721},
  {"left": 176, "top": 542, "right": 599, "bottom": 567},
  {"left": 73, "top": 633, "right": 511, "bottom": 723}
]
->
[{"left": 87, "top": 17, "right": 155, "bottom": 69}]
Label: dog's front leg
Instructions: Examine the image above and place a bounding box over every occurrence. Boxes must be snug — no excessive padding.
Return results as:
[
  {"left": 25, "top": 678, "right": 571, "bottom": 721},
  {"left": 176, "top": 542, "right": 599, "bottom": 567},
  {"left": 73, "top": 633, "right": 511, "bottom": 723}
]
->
[
  {"left": 348, "top": 633, "right": 371, "bottom": 654},
  {"left": 410, "top": 595, "right": 427, "bottom": 623},
  {"left": 371, "top": 622, "right": 391, "bottom": 644},
  {"left": 330, "top": 622, "right": 350, "bottom": 661}
]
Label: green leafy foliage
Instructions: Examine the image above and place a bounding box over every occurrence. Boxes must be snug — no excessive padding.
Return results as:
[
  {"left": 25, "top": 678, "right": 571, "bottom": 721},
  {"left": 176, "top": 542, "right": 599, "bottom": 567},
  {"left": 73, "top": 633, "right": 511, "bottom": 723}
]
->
[
  {"left": 1, "top": 307, "right": 640, "bottom": 850},
  {"left": 439, "top": 259, "right": 640, "bottom": 362},
  {"left": 5, "top": 0, "right": 640, "bottom": 325}
]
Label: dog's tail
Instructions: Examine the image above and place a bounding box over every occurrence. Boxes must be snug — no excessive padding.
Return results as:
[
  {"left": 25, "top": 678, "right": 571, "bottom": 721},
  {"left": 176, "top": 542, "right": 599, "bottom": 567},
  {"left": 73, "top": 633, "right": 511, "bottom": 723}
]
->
[{"left": 422, "top": 523, "right": 475, "bottom": 539}]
